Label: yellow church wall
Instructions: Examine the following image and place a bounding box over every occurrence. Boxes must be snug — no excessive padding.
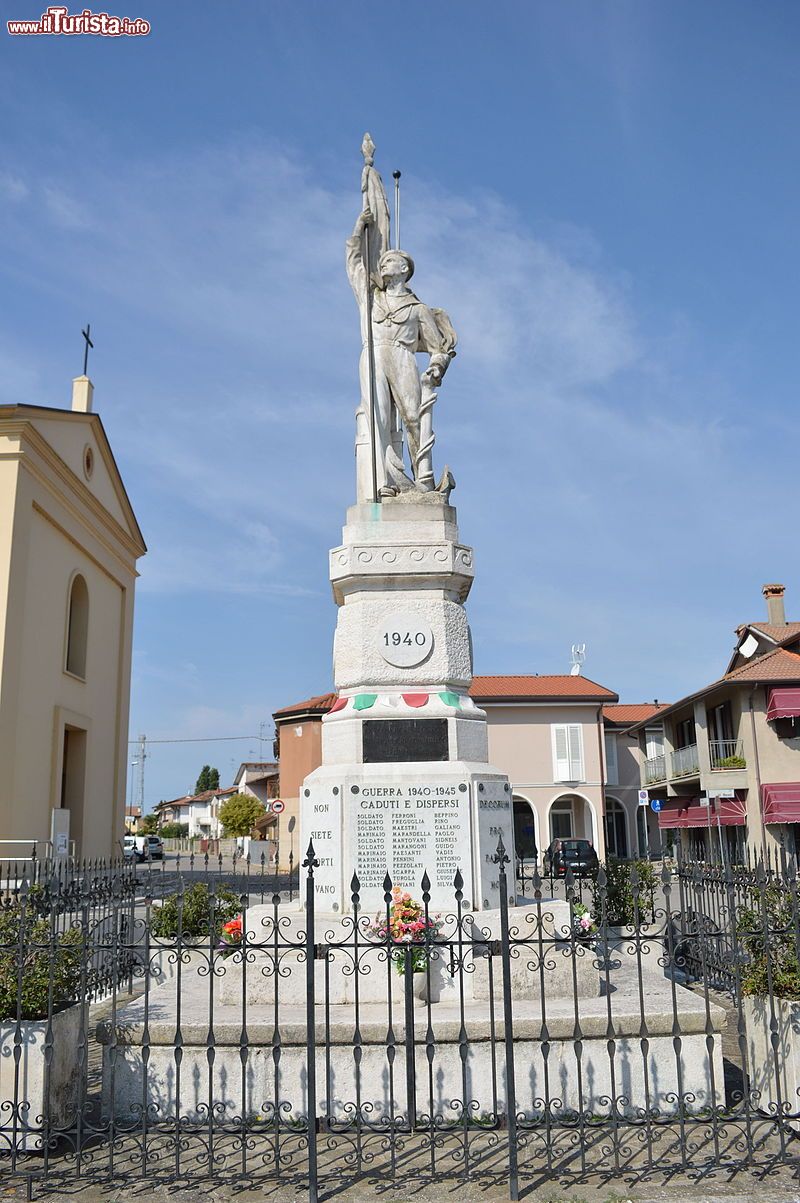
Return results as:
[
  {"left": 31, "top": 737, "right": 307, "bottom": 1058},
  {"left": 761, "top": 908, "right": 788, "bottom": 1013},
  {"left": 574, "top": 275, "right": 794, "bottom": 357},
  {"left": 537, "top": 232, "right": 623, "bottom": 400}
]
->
[
  {"left": 0, "top": 402, "right": 143, "bottom": 861},
  {"left": 30, "top": 411, "right": 131, "bottom": 533}
]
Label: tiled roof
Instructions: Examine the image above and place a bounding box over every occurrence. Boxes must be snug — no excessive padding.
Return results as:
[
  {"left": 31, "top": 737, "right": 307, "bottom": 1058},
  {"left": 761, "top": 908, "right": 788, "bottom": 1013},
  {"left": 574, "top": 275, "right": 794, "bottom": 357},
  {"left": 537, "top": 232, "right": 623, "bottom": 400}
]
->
[
  {"left": 469, "top": 675, "right": 618, "bottom": 702},
  {"left": 725, "top": 647, "right": 800, "bottom": 684},
  {"left": 193, "top": 786, "right": 238, "bottom": 801},
  {"left": 273, "top": 692, "right": 337, "bottom": 718},
  {"left": 748, "top": 622, "right": 800, "bottom": 644},
  {"left": 159, "top": 786, "right": 237, "bottom": 809},
  {"left": 603, "top": 703, "right": 667, "bottom": 725}
]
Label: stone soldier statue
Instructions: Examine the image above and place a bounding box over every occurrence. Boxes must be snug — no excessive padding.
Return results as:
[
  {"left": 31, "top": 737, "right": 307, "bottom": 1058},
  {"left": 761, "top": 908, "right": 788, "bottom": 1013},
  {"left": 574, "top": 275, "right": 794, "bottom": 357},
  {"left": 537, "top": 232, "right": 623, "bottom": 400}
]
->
[{"left": 345, "top": 134, "right": 456, "bottom": 500}]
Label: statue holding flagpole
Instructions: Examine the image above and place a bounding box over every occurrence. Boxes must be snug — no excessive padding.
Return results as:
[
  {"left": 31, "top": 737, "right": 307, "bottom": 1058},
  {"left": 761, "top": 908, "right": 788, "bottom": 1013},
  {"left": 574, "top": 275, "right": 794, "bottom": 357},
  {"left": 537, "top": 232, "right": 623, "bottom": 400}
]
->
[{"left": 346, "top": 134, "right": 457, "bottom": 502}]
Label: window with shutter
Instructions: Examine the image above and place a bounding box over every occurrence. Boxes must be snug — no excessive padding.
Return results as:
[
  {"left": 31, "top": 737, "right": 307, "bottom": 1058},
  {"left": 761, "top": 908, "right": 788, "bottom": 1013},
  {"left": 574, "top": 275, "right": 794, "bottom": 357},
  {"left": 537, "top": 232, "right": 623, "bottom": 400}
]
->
[
  {"left": 604, "top": 733, "right": 618, "bottom": 785},
  {"left": 552, "top": 724, "right": 584, "bottom": 782},
  {"left": 568, "top": 725, "right": 584, "bottom": 780},
  {"left": 552, "top": 725, "right": 570, "bottom": 780}
]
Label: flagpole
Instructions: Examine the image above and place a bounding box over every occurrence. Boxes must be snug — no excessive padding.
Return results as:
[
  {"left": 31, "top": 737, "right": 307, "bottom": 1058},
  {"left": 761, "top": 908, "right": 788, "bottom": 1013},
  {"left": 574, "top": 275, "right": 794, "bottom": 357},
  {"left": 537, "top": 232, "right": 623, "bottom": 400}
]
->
[
  {"left": 393, "top": 170, "right": 401, "bottom": 250},
  {"left": 363, "top": 220, "right": 379, "bottom": 504}
]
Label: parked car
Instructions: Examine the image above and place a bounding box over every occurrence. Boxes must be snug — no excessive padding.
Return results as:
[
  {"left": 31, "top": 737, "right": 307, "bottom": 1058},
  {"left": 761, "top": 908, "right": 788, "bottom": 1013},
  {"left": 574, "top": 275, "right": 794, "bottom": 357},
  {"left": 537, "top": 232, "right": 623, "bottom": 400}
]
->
[
  {"left": 544, "top": 838, "right": 599, "bottom": 878},
  {"left": 123, "top": 834, "right": 164, "bottom": 863}
]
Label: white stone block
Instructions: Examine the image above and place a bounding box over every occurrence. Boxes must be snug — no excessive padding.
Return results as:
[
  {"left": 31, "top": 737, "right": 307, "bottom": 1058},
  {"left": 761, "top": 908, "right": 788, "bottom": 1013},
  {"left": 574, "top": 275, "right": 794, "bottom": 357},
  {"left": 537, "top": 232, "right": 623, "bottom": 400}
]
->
[{"left": 0, "top": 1005, "right": 84, "bottom": 1150}]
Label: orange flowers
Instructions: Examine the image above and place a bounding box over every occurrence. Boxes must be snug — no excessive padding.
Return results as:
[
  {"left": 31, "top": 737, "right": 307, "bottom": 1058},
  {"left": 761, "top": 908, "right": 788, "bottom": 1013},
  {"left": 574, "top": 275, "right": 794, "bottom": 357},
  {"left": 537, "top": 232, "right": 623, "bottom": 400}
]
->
[{"left": 219, "top": 914, "right": 243, "bottom": 958}]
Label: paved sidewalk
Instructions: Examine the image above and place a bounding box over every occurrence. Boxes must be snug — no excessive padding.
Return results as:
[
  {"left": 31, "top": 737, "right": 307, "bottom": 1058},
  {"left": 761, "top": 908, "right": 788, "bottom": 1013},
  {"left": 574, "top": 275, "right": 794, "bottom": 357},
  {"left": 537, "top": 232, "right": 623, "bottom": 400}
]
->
[{"left": 6, "top": 1170, "right": 800, "bottom": 1203}]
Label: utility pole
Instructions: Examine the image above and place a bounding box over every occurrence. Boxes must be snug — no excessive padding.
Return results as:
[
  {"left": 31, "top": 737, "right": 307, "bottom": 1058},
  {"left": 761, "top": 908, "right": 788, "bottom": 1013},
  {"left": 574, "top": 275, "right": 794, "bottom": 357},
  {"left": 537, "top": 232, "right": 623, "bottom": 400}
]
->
[{"left": 136, "top": 734, "right": 147, "bottom": 816}]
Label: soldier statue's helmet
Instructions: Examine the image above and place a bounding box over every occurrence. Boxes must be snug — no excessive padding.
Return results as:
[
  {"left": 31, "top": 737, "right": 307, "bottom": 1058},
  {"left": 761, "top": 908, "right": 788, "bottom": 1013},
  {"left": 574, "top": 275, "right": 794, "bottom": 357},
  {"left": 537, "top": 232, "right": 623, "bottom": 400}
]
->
[{"left": 378, "top": 249, "right": 415, "bottom": 282}]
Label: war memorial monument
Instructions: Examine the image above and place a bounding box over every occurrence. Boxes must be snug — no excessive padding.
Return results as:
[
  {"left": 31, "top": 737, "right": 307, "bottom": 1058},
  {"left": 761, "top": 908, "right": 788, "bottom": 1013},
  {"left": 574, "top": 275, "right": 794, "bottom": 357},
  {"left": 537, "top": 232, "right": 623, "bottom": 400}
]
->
[
  {"left": 99, "top": 139, "right": 726, "bottom": 1158},
  {"left": 298, "top": 133, "right": 514, "bottom": 916}
]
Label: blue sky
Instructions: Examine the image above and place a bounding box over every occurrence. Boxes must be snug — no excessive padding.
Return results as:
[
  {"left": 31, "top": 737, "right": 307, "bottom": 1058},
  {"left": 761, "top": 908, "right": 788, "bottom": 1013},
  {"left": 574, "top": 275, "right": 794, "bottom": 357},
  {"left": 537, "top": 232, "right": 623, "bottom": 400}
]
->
[{"left": 2, "top": 1, "right": 798, "bottom": 808}]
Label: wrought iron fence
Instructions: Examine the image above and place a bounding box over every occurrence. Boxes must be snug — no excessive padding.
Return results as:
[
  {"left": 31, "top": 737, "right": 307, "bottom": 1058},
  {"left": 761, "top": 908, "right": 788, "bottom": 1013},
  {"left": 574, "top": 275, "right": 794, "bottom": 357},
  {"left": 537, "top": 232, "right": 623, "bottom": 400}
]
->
[{"left": 1, "top": 844, "right": 800, "bottom": 1200}]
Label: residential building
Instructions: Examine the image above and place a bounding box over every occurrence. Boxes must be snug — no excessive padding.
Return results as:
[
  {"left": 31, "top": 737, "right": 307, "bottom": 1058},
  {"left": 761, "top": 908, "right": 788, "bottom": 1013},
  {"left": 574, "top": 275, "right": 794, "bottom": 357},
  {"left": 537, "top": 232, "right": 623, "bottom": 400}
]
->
[
  {"left": 273, "top": 680, "right": 664, "bottom": 867},
  {"left": 0, "top": 376, "right": 146, "bottom": 859},
  {"left": 272, "top": 693, "right": 335, "bottom": 871},
  {"left": 600, "top": 703, "right": 666, "bottom": 859},
  {"left": 234, "top": 761, "right": 279, "bottom": 806},
  {"left": 630, "top": 584, "right": 800, "bottom": 862},
  {"left": 156, "top": 785, "right": 237, "bottom": 840}
]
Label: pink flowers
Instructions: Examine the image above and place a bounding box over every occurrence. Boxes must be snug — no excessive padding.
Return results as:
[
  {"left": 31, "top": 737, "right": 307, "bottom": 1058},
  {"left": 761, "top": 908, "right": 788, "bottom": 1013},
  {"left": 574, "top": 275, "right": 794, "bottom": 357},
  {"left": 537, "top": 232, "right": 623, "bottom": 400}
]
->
[
  {"left": 572, "top": 902, "right": 598, "bottom": 940},
  {"left": 366, "top": 888, "right": 444, "bottom": 974}
]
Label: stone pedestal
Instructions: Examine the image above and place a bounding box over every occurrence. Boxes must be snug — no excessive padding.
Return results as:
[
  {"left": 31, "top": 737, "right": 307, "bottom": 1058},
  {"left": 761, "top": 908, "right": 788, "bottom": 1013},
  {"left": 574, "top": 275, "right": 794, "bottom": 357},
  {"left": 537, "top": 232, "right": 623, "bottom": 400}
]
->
[{"left": 299, "top": 492, "right": 514, "bottom": 914}]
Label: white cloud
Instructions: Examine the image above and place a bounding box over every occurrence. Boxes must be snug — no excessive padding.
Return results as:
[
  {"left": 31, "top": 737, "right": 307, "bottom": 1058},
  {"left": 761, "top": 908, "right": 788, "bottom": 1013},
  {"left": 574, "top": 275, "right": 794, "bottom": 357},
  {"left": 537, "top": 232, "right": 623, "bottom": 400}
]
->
[{"left": 1, "top": 134, "right": 796, "bottom": 710}]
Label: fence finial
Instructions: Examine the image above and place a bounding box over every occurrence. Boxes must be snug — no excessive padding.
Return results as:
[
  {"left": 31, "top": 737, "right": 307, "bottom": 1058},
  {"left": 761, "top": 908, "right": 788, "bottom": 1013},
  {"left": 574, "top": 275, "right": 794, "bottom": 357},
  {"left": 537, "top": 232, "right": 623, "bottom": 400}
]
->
[
  {"left": 303, "top": 840, "right": 319, "bottom": 869},
  {"left": 492, "top": 833, "right": 510, "bottom": 867}
]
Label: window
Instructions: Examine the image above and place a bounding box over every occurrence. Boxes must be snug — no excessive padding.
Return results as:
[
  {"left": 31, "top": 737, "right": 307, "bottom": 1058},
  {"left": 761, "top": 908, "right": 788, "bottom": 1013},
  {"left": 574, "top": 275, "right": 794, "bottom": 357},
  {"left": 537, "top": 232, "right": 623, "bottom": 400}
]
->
[
  {"left": 645, "top": 727, "right": 664, "bottom": 759},
  {"left": 604, "top": 733, "right": 618, "bottom": 785},
  {"left": 675, "top": 716, "right": 696, "bottom": 749},
  {"left": 65, "top": 574, "right": 89, "bottom": 678},
  {"left": 552, "top": 724, "right": 584, "bottom": 782},
  {"left": 708, "top": 701, "right": 733, "bottom": 743},
  {"left": 550, "top": 806, "right": 574, "bottom": 840},
  {"left": 775, "top": 716, "right": 800, "bottom": 741}
]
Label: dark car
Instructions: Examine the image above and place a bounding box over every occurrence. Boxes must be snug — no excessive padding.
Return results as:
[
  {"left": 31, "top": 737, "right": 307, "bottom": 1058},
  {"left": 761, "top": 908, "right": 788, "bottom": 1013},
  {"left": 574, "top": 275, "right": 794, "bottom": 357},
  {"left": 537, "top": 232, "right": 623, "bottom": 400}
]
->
[{"left": 545, "top": 838, "right": 599, "bottom": 878}]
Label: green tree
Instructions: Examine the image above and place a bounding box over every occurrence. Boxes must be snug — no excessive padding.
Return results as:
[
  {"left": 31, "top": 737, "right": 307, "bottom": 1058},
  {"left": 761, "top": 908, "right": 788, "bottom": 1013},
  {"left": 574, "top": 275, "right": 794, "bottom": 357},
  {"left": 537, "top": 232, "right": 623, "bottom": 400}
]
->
[
  {"left": 218, "top": 793, "right": 265, "bottom": 837},
  {"left": 140, "top": 813, "right": 159, "bottom": 834},
  {"left": 195, "top": 765, "right": 221, "bottom": 793},
  {"left": 159, "top": 822, "right": 189, "bottom": 839}
]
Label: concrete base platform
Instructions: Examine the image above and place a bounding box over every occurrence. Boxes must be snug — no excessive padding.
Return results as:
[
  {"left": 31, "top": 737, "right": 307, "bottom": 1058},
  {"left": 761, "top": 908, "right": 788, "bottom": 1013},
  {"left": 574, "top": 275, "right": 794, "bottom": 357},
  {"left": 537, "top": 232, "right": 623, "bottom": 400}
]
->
[{"left": 98, "top": 951, "right": 726, "bottom": 1126}]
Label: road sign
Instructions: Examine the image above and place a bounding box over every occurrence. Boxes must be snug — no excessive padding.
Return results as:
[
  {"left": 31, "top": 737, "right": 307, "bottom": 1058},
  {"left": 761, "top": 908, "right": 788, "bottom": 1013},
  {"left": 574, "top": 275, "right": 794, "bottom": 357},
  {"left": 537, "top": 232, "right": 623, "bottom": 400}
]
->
[
  {"left": 272, "top": 799, "right": 285, "bottom": 815},
  {"left": 650, "top": 799, "right": 662, "bottom": 813},
  {"left": 638, "top": 789, "right": 649, "bottom": 806},
  {"left": 708, "top": 789, "right": 735, "bottom": 799},
  {"left": 698, "top": 795, "right": 710, "bottom": 807}
]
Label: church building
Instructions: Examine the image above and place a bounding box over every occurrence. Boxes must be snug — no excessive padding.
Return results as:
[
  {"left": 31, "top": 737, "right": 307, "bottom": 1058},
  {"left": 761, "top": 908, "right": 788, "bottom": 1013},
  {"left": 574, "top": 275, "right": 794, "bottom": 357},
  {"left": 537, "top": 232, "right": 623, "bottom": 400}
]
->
[{"left": 0, "top": 373, "right": 145, "bottom": 859}]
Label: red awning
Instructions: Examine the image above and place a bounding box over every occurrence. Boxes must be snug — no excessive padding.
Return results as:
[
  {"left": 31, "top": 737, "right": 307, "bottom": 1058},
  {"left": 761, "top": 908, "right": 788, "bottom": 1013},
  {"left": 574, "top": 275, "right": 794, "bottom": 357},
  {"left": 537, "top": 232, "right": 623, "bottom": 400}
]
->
[
  {"left": 658, "top": 795, "right": 746, "bottom": 829},
  {"left": 761, "top": 783, "right": 800, "bottom": 824},
  {"left": 767, "top": 688, "right": 800, "bottom": 721}
]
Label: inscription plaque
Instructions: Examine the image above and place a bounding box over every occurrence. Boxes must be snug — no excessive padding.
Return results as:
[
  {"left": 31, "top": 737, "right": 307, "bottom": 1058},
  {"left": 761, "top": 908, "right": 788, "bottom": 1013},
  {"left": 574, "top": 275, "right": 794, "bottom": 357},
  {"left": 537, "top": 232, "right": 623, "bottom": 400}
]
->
[
  {"left": 362, "top": 718, "right": 449, "bottom": 763},
  {"left": 350, "top": 778, "right": 473, "bottom": 911}
]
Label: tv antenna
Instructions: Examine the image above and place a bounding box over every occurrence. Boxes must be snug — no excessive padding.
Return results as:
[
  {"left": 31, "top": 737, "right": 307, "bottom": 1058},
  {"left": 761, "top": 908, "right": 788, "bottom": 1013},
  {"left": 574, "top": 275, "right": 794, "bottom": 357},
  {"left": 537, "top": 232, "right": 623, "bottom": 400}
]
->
[{"left": 570, "top": 644, "right": 586, "bottom": 676}]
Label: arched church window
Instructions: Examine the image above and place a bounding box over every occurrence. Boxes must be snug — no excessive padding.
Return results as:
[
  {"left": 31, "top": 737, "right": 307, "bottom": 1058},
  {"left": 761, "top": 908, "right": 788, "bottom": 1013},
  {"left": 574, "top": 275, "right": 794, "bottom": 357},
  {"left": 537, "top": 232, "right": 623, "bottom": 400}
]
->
[{"left": 65, "top": 573, "right": 89, "bottom": 678}]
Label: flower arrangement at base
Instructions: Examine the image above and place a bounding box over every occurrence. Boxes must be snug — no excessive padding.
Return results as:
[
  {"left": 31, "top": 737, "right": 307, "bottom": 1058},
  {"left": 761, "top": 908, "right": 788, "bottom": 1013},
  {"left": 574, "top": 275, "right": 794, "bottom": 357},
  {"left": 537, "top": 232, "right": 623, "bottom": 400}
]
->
[
  {"left": 367, "top": 887, "right": 444, "bottom": 975},
  {"left": 218, "top": 915, "right": 243, "bottom": 959},
  {"left": 572, "top": 902, "right": 598, "bottom": 942}
]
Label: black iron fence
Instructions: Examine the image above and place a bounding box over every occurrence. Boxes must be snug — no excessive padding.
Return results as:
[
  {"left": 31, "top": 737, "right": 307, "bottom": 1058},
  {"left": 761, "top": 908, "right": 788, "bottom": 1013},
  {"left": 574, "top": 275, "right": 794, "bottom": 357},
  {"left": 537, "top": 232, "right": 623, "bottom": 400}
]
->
[{"left": 1, "top": 843, "right": 800, "bottom": 1200}]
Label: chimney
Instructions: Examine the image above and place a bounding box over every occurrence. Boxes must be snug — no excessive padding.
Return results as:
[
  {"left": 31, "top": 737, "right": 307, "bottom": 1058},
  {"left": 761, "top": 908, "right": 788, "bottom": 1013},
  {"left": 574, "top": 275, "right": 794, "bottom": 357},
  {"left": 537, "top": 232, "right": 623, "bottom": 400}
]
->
[
  {"left": 762, "top": 583, "right": 786, "bottom": 626},
  {"left": 71, "top": 375, "right": 94, "bottom": 413}
]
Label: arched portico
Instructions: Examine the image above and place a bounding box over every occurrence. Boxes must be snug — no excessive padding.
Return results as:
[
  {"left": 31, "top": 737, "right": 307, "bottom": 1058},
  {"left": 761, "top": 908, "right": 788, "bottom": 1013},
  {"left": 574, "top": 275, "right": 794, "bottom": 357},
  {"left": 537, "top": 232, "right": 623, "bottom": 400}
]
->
[
  {"left": 512, "top": 793, "right": 540, "bottom": 862},
  {"left": 546, "top": 791, "right": 600, "bottom": 850}
]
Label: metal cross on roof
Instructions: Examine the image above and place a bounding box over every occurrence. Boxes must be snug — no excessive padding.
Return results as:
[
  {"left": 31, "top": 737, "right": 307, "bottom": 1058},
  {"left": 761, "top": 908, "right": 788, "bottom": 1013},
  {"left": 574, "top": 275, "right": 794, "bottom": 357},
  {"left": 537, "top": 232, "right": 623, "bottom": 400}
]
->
[{"left": 81, "top": 323, "right": 94, "bottom": 375}]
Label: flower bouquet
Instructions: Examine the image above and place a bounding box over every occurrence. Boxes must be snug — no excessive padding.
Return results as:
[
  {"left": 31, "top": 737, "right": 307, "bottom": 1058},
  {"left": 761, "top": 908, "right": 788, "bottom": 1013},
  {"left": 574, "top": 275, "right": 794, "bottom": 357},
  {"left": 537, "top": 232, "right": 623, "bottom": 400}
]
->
[
  {"left": 572, "top": 902, "right": 598, "bottom": 943},
  {"left": 367, "top": 887, "right": 443, "bottom": 975},
  {"left": 218, "top": 915, "right": 243, "bottom": 959}
]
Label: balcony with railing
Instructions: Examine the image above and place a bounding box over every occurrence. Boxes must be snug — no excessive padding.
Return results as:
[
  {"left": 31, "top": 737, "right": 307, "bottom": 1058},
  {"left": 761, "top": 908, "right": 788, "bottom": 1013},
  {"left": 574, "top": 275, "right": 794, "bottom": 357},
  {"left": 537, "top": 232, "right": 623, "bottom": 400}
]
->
[
  {"left": 709, "top": 739, "right": 746, "bottom": 771},
  {"left": 671, "top": 743, "right": 700, "bottom": 779},
  {"left": 644, "top": 754, "right": 667, "bottom": 784}
]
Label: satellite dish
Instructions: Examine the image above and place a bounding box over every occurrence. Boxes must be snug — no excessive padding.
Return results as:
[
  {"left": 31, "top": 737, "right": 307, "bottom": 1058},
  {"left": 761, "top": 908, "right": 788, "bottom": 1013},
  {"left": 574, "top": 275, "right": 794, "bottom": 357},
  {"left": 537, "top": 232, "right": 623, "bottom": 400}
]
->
[
  {"left": 740, "top": 633, "right": 758, "bottom": 659},
  {"left": 570, "top": 643, "right": 586, "bottom": 676}
]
